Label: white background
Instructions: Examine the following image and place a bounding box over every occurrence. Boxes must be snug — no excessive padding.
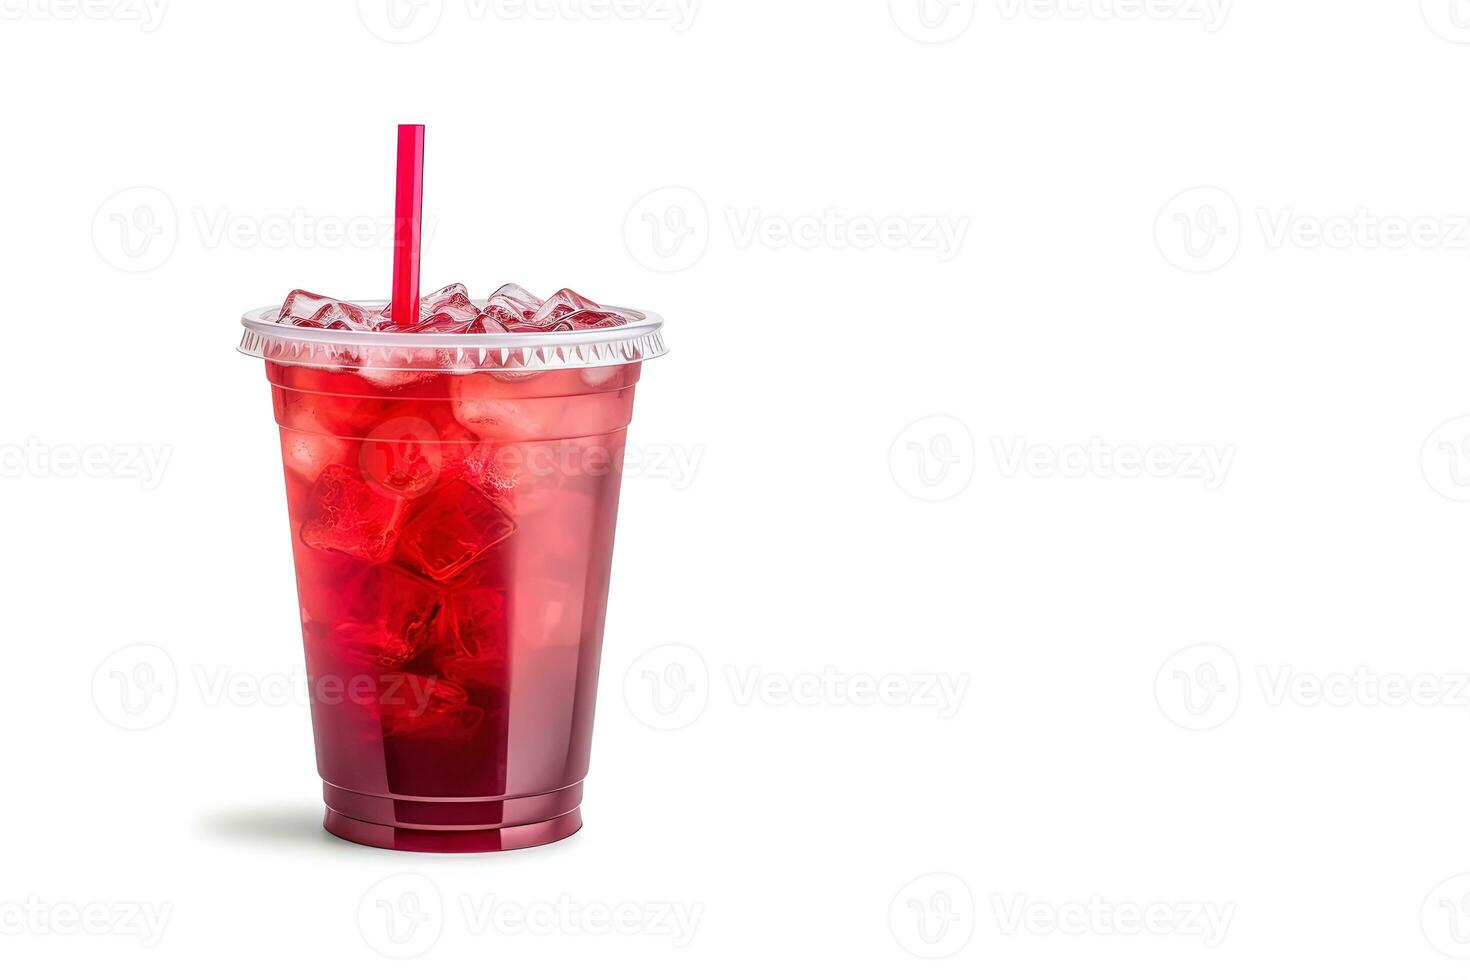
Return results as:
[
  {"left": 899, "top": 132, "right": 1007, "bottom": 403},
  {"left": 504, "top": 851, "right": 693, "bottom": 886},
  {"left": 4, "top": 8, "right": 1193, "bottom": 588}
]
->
[{"left": 3, "top": 0, "right": 1470, "bottom": 975}]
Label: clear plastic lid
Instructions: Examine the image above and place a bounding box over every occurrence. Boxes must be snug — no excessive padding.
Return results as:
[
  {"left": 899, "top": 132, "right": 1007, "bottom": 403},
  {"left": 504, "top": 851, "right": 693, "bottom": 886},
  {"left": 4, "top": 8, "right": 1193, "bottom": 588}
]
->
[{"left": 238, "top": 301, "right": 666, "bottom": 374}]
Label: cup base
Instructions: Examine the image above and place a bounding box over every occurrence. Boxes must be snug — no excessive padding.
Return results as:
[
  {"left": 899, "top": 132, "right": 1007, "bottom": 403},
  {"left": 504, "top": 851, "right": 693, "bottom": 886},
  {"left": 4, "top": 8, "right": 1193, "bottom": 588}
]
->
[
  {"left": 323, "top": 807, "right": 582, "bottom": 853},
  {"left": 319, "top": 781, "right": 584, "bottom": 853}
]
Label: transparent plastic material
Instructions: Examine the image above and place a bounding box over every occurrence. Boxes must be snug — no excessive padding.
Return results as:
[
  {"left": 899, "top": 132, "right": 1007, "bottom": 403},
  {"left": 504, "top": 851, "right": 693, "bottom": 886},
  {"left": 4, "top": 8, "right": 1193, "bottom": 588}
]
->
[
  {"left": 239, "top": 301, "right": 666, "bottom": 375},
  {"left": 242, "top": 302, "right": 663, "bottom": 852}
]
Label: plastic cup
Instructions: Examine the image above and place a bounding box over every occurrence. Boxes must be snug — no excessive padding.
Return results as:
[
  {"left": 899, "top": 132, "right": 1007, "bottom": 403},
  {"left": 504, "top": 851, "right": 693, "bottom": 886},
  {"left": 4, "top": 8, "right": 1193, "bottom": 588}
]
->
[{"left": 238, "top": 304, "right": 666, "bottom": 852}]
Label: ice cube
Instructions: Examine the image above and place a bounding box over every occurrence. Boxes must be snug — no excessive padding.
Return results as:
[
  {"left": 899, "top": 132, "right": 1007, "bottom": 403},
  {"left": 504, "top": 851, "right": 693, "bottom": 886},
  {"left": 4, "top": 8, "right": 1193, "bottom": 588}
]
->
[
  {"left": 458, "top": 443, "right": 566, "bottom": 519},
  {"left": 434, "top": 420, "right": 486, "bottom": 485},
  {"left": 506, "top": 320, "right": 571, "bottom": 336},
  {"left": 355, "top": 284, "right": 478, "bottom": 384},
  {"left": 480, "top": 284, "right": 598, "bottom": 334},
  {"left": 281, "top": 431, "right": 343, "bottom": 483},
  {"left": 449, "top": 374, "right": 550, "bottom": 441},
  {"left": 300, "top": 463, "right": 406, "bottom": 563},
  {"left": 277, "top": 284, "right": 632, "bottom": 334},
  {"left": 277, "top": 290, "right": 386, "bottom": 331},
  {"left": 357, "top": 416, "right": 444, "bottom": 498},
  {"left": 531, "top": 288, "right": 629, "bottom": 330},
  {"left": 458, "top": 445, "right": 518, "bottom": 507},
  {"left": 449, "top": 589, "right": 506, "bottom": 658},
  {"left": 419, "top": 282, "right": 481, "bottom": 326},
  {"left": 379, "top": 283, "right": 481, "bottom": 333},
  {"left": 397, "top": 479, "right": 516, "bottom": 582},
  {"left": 356, "top": 367, "right": 438, "bottom": 390},
  {"left": 333, "top": 563, "right": 444, "bottom": 669},
  {"left": 580, "top": 366, "right": 626, "bottom": 389},
  {"left": 465, "top": 316, "right": 504, "bottom": 335},
  {"left": 497, "top": 447, "right": 566, "bottom": 518},
  {"left": 480, "top": 283, "right": 544, "bottom": 328},
  {"left": 274, "top": 384, "right": 379, "bottom": 438},
  {"left": 436, "top": 590, "right": 508, "bottom": 688},
  {"left": 378, "top": 674, "right": 483, "bottom": 739}
]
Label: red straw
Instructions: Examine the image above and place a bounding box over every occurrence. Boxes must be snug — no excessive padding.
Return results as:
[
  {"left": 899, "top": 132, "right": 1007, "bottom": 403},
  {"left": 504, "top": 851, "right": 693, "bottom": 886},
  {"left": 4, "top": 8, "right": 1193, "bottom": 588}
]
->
[{"left": 391, "top": 124, "right": 426, "bottom": 326}]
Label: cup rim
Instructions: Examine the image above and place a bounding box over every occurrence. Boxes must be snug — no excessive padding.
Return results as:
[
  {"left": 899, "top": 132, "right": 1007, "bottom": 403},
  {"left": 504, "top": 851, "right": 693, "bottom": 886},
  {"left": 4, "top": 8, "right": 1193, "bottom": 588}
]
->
[
  {"left": 240, "top": 302, "right": 663, "bottom": 349},
  {"left": 238, "top": 301, "right": 667, "bottom": 374}
]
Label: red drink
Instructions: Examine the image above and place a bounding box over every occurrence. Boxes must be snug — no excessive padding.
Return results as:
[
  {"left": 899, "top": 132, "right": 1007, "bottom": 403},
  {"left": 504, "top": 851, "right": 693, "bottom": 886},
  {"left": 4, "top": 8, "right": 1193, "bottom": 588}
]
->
[{"left": 242, "top": 288, "right": 665, "bottom": 852}]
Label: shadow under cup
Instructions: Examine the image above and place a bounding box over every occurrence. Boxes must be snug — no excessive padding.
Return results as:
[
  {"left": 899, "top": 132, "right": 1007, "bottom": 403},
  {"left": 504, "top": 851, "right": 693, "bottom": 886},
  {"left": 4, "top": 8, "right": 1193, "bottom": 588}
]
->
[{"left": 239, "top": 307, "right": 666, "bottom": 852}]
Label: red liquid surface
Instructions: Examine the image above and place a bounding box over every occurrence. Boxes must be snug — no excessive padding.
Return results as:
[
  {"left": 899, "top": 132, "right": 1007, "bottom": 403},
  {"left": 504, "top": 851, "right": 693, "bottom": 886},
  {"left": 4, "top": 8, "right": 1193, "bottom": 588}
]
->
[{"left": 267, "top": 361, "right": 639, "bottom": 849}]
